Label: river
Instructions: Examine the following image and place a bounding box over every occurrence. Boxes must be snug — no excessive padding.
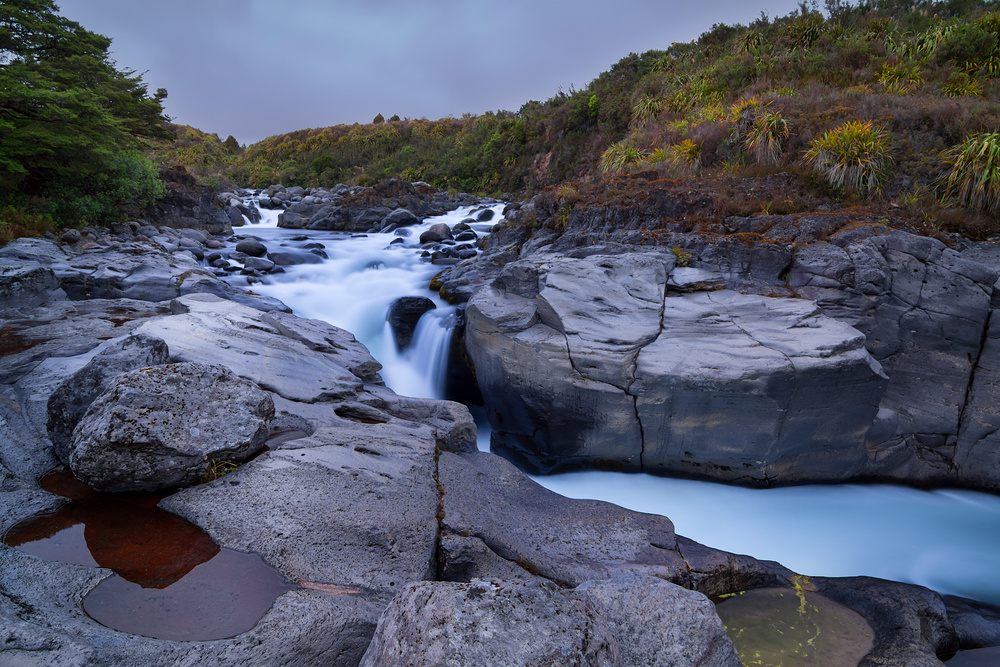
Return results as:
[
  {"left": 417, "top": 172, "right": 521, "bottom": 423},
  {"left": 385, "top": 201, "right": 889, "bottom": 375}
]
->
[{"left": 230, "top": 202, "right": 1000, "bottom": 607}]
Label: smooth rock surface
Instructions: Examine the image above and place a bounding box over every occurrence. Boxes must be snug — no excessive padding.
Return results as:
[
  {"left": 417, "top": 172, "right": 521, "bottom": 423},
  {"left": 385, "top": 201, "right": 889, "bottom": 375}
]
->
[
  {"left": 360, "top": 575, "right": 741, "bottom": 667},
  {"left": 465, "top": 253, "right": 888, "bottom": 483}
]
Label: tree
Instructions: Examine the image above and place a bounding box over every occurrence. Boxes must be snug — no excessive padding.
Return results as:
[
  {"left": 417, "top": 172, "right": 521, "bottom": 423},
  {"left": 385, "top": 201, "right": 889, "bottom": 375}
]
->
[
  {"left": 372, "top": 113, "right": 384, "bottom": 124},
  {"left": 0, "top": 0, "right": 174, "bottom": 225}
]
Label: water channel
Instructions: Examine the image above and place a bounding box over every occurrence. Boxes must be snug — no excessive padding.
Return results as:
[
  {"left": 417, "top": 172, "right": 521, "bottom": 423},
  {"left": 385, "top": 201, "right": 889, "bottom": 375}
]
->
[{"left": 236, "top": 202, "right": 1000, "bottom": 608}]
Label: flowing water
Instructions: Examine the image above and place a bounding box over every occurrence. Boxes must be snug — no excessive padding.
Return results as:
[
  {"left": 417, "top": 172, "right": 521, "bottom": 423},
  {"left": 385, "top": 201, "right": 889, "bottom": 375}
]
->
[{"left": 236, "top": 201, "right": 1000, "bottom": 607}]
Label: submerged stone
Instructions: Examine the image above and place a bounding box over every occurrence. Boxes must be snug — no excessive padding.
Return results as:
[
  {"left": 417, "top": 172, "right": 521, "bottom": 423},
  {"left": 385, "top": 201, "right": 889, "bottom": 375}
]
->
[{"left": 715, "top": 586, "right": 874, "bottom": 667}]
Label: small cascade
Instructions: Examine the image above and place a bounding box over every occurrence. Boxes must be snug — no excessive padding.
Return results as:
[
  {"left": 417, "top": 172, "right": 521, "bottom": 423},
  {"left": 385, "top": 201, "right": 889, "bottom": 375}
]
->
[
  {"left": 378, "top": 308, "right": 457, "bottom": 400},
  {"left": 208, "top": 199, "right": 1000, "bottom": 606}
]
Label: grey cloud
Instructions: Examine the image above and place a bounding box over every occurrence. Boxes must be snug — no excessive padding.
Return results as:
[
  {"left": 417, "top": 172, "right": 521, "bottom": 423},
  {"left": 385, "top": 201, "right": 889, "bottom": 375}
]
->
[{"left": 56, "top": 0, "right": 805, "bottom": 144}]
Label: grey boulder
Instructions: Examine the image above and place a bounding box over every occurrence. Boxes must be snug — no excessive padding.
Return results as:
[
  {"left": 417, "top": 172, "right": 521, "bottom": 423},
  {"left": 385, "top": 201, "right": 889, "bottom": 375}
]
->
[
  {"left": 68, "top": 362, "right": 274, "bottom": 492},
  {"left": 360, "top": 575, "right": 740, "bottom": 667},
  {"left": 46, "top": 334, "right": 170, "bottom": 465},
  {"left": 465, "top": 253, "right": 888, "bottom": 483}
]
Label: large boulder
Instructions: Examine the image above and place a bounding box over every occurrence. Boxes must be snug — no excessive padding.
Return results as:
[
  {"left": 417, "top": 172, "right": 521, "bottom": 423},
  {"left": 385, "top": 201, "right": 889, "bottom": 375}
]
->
[
  {"left": 465, "top": 252, "right": 888, "bottom": 483},
  {"left": 46, "top": 334, "right": 170, "bottom": 464},
  {"left": 360, "top": 576, "right": 740, "bottom": 667},
  {"left": 0, "top": 260, "right": 62, "bottom": 308},
  {"left": 386, "top": 296, "right": 436, "bottom": 349},
  {"left": 68, "top": 362, "right": 274, "bottom": 492}
]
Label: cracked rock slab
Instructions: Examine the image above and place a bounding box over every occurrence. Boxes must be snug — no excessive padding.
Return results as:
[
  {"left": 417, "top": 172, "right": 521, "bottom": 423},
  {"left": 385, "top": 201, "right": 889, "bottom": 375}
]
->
[
  {"left": 466, "top": 252, "right": 888, "bottom": 484},
  {"left": 360, "top": 575, "right": 741, "bottom": 667}
]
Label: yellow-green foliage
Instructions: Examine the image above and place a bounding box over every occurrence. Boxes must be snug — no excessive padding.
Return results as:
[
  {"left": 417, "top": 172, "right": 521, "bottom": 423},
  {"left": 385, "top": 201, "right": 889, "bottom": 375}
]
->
[
  {"left": 943, "top": 132, "right": 1000, "bottom": 213},
  {"left": 942, "top": 71, "right": 982, "bottom": 97},
  {"left": 805, "top": 121, "right": 893, "bottom": 195},
  {"left": 877, "top": 60, "right": 924, "bottom": 93},
  {"left": 667, "top": 139, "right": 702, "bottom": 175},
  {"left": 745, "top": 110, "right": 789, "bottom": 165},
  {"left": 632, "top": 95, "right": 667, "bottom": 128},
  {"left": 598, "top": 141, "right": 648, "bottom": 175},
  {"left": 731, "top": 97, "right": 766, "bottom": 138}
]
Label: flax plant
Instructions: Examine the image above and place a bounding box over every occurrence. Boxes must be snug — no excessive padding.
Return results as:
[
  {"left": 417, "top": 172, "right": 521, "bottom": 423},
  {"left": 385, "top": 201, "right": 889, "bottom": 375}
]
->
[
  {"left": 804, "top": 121, "right": 892, "bottom": 195},
  {"left": 598, "top": 141, "right": 649, "bottom": 175},
  {"left": 631, "top": 95, "right": 667, "bottom": 128},
  {"left": 745, "top": 111, "right": 790, "bottom": 165},
  {"left": 667, "top": 139, "right": 702, "bottom": 175},
  {"left": 943, "top": 132, "right": 1000, "bottom": 213}
]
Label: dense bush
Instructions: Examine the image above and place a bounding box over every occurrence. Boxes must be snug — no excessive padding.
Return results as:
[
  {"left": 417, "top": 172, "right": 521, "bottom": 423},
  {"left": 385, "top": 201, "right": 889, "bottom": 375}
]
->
[{"left": 0, "top": 0, "right": 173, "bottom": 226}]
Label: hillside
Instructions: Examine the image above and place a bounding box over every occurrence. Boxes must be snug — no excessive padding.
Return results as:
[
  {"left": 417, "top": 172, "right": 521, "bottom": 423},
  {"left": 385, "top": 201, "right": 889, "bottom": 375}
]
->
[{"left": 169, "top": 0, "right": 1000, "bottom": 237}]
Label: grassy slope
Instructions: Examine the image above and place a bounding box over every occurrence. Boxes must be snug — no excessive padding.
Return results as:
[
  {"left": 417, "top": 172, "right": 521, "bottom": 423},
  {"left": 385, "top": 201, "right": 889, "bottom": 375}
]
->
[{"left": 144, "top": 0, "right": 1000, "bottom": 236}]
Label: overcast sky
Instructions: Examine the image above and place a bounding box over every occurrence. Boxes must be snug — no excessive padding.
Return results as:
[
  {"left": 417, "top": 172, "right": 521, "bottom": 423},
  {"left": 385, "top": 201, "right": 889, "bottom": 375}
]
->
[{"left": 56, "top": 0, "right": 807, "bottom": 145}]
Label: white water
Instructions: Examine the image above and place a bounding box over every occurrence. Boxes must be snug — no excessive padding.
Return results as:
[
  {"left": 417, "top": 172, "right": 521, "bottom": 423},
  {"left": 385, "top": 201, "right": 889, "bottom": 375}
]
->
[{"left": 232, "top": 201, "right": 1000, "bottom": 606}]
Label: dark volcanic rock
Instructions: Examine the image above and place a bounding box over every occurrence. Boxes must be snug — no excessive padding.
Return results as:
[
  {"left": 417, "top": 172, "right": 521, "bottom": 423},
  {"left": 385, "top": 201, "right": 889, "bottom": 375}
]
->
[
  {"left": 235, "top": 237, "right": 267, "bottom": 257},
  {"left": 68, "top": 362, "right": 274, "bottom": 492},
  {"left": 46, "top": 334, "right": 170, "bottom": 465},
  {"left": 386, "top": 296, "right": 436, "bottom": 349},
  {"left": 145, "top": 166, "right": 233, "bottom": 235},
  {"left": 360, "top": 575, "right": 740, "bottom": 667}
]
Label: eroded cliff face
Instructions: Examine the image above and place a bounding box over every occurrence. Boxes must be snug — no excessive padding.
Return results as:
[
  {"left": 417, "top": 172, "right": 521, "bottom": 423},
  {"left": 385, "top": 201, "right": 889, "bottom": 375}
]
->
[
  {"left": 447, "top": 181, "right": 1000, "bottom": 491},
  {"left": 465, "top": 252, "right": 889, "bottom": 484}
]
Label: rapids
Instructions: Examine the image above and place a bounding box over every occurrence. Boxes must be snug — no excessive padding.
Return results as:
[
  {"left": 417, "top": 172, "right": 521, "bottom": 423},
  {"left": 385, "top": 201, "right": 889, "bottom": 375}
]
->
[{"left": 233, "top": 201, "right": 1000, "bottom": 606}]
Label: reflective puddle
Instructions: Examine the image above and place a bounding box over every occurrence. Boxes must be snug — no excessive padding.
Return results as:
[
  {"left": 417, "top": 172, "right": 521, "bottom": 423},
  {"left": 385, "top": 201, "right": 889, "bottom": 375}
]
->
[{"left": 4, "top": 467, "right": 293, "bottom": 640}]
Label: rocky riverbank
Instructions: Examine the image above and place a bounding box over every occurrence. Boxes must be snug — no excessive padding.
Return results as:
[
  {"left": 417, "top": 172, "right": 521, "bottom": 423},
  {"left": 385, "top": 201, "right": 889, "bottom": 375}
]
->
[
  {"left": 1, "top": 189, "right": 999, "bottom": 665},
  {"left": 434, "top": 175, "right": 1000, "bottom": 493}
]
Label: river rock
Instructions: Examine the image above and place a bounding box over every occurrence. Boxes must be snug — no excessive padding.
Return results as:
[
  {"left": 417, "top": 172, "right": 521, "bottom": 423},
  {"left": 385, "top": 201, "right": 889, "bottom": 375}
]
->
[
  {"left": 465, "top": 253, "right": 888, "bottom": 482},
  {"left": 68, "top": 361, "right": 274, "bottom": 492},
  {"left": 360, "top": 575, "right": 740, "bottom": 667},
  {"left": 0, "top": 260, "right": 62, "bottom": 308},
  {"left": 381, "top": 208, "right": 419, "bottom": 229},
  {"left": 235, "top": 237, "right": 267, "bottom": 257},
  {"left": 386, "top": 296, "right": 436, "bottom": 349},
  {"left": 419, "top": 223, "right": 452, "bottom": 244},
  {"left": 46, "top": 334, "right": 170, "bottom": 465}
]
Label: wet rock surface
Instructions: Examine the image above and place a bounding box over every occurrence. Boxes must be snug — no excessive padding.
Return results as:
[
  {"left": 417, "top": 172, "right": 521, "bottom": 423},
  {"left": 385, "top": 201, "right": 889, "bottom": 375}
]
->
[
  {"left": 1, "top": 212, "right": 998, "bottom": 665},
  {"left": 465, "top": 252, "right": 888, "bottom": 482}
]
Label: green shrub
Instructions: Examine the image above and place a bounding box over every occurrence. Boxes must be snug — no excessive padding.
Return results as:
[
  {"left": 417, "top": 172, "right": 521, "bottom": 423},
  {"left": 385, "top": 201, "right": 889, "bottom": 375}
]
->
[
  {"left": 598, "top": 141, "right": 649, "bottom": 175},
  {"left": 745, "top": 110, "right": 790, "bottom": 165},
  {"left": 631, "top": 95, "right": 667, "bottom": 127},
  {"left": 942, "top": 131, "right": 1000, "bottom": 212},
  {"left": 804, "top": 121, "right": 893, "bottom": 195}
]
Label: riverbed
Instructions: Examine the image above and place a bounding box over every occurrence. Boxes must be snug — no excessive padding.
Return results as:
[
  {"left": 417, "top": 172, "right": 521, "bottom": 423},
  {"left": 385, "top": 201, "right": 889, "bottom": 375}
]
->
[{"left": 233, "top": 203, "right": 1000, "bottom": 606}]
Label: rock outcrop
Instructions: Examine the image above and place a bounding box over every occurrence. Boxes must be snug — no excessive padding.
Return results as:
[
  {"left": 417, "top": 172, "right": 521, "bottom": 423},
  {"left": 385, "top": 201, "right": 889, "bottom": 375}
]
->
[
  {"left": 433, "top": 179, "right": 1000, "bottom": 491},
  {"left": 68, "top": 361, "right": 274, "bottom": 492},
  {"left": 145, "top": 166, "right": 233, "bottom": 235},
  {"left": 465, "top": 252, "right": 888, "bottom": 482},
  {"left": 360, "top": 576, "right": 741, "bottom": 666}
]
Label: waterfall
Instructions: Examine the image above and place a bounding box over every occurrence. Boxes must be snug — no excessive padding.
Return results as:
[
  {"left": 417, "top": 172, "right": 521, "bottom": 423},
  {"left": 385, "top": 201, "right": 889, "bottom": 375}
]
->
[
  {"left": 215, "top": 199, "right": 1000, "bottom": 606},
  {"left": 378, "top": 307, "right": 456, "bottom": 400}
]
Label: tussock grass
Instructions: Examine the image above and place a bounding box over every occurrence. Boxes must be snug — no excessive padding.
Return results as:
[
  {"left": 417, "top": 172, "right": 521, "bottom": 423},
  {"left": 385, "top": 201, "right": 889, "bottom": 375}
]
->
[
  {"left": 598, "top": 141, "right": 648, "bottom": 175},
  {"left": 804, "top": 121, "right": 892, "bottom": 195},
  {"left": 745, "top": 110, "right": 790, "bottom": 166},
  {"left": 943, "top": 132, "right": 1000, "bottom": 213}
]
